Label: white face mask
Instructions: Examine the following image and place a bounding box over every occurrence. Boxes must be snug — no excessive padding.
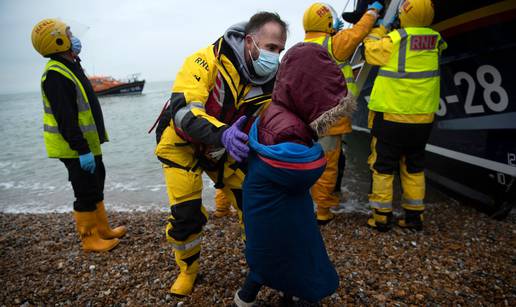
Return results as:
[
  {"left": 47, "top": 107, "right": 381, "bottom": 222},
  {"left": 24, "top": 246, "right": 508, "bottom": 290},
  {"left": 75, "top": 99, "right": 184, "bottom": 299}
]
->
[{"left": 248, "top": 37, "right": 280, "bottom": 77}]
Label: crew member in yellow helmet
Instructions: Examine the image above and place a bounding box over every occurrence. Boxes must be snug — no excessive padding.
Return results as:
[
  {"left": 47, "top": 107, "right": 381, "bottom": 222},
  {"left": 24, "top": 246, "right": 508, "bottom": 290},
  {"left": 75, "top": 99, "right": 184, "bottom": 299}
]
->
[
  {"left": 31, "top": 19, "right": 126, "bottom": 251},
  {"left": 303, "top": 1, "right": 382, "bottom": 224},
  {"left": 363, "top": 0, "right": 447, "bottom": 231},
  {"left": 155, "top": 12, "right": 287, "bottom": 297}
]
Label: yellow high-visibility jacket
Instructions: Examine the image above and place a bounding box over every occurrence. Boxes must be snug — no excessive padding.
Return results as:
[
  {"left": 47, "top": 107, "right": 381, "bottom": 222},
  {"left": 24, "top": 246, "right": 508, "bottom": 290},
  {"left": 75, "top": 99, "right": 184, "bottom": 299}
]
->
[
  {"left": 41, "top": 59, "right": 104, "bottom": 158},
  {"left": 364, "top": 26, "right": 447, "bottom": 124},
  {"left": 156, "top": 36, "right": 275, "bottom": 167}
]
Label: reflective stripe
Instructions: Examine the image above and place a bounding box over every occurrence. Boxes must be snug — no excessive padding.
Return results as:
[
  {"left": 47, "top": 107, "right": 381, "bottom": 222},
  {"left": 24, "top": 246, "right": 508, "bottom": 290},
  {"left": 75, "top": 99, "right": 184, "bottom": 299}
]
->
[
  {"left": 378, "top": 69, "right": 440, "bottom": 79},
  {"left": 397, "top": 29, "right": 408, "bottom": 72},
  {"left": 322, "top": 35, "right": 330, "bottom": 48},
  {"left": 171, "top": 235, "right": 202, "bottom": 251},
  {"left": 44, "top": 123, "right": 97, "bottom": 134},
  {"left": 174, "top": 102, "right": 205, "bottom": 128},
  {"left": 76, "top": 92, "right": 90, "bottom": 112},
  {"left": 43, "top": 124, "right": 59, "bottom": 133},
  {"left": 80, "top": 124, "right": 97, "bottom": 133},
  {"left": 403, "top": 198, "right": 424, "bottom": 205},
  {"left": 46, "top": 65, "right": 91, "bottom": 112},
  {"left": 43, "top": 104, "right": 53, "bottom": 114},
  {"left": 369, "top": 201, "right": 392, "bottom": 210}
]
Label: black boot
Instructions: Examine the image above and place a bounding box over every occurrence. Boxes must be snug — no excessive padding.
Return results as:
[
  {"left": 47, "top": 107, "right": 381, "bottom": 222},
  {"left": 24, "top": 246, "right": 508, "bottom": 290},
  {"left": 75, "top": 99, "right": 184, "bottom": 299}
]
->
[
  {"left": 398, "top": 209, "right": 423, "bottom": 231},
  {"left": 367, "top": 208, "right": 393, "bottom": 232}
]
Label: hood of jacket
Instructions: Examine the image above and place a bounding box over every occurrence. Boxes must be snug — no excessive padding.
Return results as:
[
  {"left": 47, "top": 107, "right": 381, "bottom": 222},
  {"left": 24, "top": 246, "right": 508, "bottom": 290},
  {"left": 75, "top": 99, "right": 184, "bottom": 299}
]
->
[
  {"left": 271, "top": 42, "right": 356, "bottom": 137},
  {"left": 223, "top": 22, "right": 277, "bottom": 86}
]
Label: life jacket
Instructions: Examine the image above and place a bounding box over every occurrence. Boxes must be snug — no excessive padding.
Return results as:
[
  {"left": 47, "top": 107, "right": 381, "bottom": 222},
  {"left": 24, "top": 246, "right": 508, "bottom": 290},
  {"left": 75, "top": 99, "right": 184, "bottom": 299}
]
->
[{"left": 154, "top": 37, "right": 275, "bottom": 172}]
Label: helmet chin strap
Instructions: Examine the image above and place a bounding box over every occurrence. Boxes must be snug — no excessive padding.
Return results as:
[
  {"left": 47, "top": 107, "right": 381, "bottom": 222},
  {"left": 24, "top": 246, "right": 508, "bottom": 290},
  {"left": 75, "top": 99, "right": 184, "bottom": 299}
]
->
[{"left": 58, "top": 50, "right": 77, "bottom": 63}]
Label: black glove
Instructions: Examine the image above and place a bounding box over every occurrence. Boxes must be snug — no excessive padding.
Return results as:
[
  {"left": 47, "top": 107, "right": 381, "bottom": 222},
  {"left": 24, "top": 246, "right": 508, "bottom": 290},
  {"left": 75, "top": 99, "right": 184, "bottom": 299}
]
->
[{"left": 342, "top": 0, "right": 385, "bottom": 24}]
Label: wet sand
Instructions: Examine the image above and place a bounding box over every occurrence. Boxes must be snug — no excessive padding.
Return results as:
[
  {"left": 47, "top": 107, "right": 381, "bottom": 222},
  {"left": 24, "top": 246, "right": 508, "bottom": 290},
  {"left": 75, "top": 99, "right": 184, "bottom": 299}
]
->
[{"left": 1, "top": 200, "right": 515, "bottom": 306}]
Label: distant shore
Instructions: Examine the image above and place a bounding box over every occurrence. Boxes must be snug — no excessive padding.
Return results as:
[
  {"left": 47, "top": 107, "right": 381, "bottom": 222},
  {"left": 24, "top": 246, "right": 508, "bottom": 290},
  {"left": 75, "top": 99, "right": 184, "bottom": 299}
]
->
[{"left": 1, "top": 201, "right": 515, "bottom": 306}]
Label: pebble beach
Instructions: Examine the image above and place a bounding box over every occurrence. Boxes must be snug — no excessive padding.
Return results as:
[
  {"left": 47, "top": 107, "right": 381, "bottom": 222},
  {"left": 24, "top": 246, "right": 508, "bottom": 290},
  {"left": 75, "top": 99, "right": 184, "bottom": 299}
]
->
[{"left": 1, "top": 200, "right": 515, "bottom": 306}]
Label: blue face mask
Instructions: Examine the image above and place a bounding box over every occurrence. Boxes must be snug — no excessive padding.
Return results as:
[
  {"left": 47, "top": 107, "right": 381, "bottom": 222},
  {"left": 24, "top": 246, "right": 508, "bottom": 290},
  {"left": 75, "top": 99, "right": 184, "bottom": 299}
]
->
[
  {"left": 333, "top": 18, "right": 344, "bottom": 32},
  {"left": 249, "top": 37, "right": 280, "bottom": 77},
  {"left": 70, "top": 36, "right": 82, "bottom": 55},
  {"left": 329, "top": 5, "right": 344, "bottom": 32}
]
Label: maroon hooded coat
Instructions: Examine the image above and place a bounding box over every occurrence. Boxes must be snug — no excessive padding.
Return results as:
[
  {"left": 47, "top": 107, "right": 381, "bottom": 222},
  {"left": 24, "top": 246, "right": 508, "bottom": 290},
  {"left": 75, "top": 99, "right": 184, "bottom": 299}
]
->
[{"left": 258, "top": 42, "right": 356, "bottom": 146}]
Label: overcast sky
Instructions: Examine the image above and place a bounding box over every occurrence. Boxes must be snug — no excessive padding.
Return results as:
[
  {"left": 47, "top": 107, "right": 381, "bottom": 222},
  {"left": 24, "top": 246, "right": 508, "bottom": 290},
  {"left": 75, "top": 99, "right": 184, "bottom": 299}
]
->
[{"left": 0, "top": 0, "right": 355, "bottom": 94}]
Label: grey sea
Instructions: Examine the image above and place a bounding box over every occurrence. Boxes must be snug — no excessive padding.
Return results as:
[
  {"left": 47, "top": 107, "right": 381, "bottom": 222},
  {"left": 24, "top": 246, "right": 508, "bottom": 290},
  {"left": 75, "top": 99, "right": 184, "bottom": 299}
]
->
[
  {"left": 0, "top": 81, "right": 445, "bottom": 214},
  {"left": 0, "top": 81, "right": 221, "bottom": 213}
]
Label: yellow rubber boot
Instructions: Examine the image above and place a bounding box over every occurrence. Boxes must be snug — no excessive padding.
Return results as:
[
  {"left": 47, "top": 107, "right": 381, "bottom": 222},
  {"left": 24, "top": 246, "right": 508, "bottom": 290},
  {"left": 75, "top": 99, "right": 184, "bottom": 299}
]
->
[
  {"left": 73, "top": 211, "right": 119, "bottom": 252},
  {"left": 95, "top": 202, "right": 127, "bottom": 239},
  {"left": 170, "top": 251, "right": 200, "bottom": 296},
  {"left": 214, "top": 189, "right": 232, "bottom": 218},
  {"left": 316, "top": 206, "right": 335, "bottom": 225}
]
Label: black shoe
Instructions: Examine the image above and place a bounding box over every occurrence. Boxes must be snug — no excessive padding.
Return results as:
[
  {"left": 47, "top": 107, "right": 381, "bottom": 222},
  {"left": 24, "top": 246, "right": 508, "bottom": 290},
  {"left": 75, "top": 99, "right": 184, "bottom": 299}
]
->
[
  {"left": 234, "top": 289, "right": 256, "bottom": 307},
  {"left": 367, "top": 209, "right": 393, "bottom": 232},
  {"left": 398, "top": 209, "right": 423, "bottom": 231}
]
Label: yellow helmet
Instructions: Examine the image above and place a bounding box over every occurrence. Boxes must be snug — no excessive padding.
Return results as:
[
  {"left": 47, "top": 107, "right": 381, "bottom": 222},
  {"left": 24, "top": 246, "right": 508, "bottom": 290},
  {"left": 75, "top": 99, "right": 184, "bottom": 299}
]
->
[
  {"left": 399, "top": 0, "right": 435, "bottom": 27},
  {"left": 303, "top": 2, "right": 339, "bottom": 34},
  {"left": 31, "top": 18, "right": 71, "bottom": 57}
]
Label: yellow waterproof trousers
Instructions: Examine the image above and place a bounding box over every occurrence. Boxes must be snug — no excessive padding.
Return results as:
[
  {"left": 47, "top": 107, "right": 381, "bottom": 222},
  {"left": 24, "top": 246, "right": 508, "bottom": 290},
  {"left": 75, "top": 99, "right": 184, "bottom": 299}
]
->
[
  {"left": 214, "top": 188, "right": 234, "bottom": 217},
  {"left": 163, "top": 156, "right": 245, "bottom": 295},
  {"left": 368, "top": 136, "right": 426, "bottom": 209},
  {"left": 367, "top": 111, "right": 433, "bottom": 230},
  {"left": 311, "top": 135, "right": 342, "bottom": 222}
]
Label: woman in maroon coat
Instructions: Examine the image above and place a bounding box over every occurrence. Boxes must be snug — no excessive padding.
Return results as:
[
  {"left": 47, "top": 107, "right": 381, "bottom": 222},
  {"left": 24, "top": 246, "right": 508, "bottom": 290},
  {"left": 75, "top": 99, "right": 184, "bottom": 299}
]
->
[{"left": 234, "top": 42, "right": 356, "bottom": 306}]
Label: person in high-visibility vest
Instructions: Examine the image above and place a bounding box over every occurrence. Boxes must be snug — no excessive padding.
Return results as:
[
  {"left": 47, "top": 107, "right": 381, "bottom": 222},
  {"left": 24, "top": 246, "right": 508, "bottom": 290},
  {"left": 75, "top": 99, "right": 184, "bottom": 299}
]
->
[
  {"left": 31, "top": 19, "right": 126, "bottom": 252},
  {"left": 363, "top": 0, "right": 447, "bottom": 232},
  {"left": 302, "top": 2, "right": 382, "bottom": 224}
]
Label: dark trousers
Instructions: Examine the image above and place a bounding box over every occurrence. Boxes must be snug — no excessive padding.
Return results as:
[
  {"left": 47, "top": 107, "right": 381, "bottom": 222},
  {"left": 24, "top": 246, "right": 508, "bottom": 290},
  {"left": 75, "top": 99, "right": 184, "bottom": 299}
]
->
[
  {"left": 371, "top": 112, "right": 433, "bottom": 174},
  {"left": 239, "top": 273, "right": 262, "bottom": 303},
  {"left": 60, "top": 155, "right": 105, "bottom": 212}
]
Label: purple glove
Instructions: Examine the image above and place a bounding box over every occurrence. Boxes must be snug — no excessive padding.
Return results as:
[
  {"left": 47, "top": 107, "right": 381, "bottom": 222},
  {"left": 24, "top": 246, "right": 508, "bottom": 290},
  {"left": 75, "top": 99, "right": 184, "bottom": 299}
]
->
[{"left": 221, "top": 116, "right": 249, "bottom": 162}]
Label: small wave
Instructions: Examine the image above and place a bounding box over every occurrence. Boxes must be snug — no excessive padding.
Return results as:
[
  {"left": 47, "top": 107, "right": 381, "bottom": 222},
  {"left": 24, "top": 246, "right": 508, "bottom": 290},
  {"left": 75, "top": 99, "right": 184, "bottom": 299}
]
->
[
  {"left": 145, "top": 184, "right": 166, "bottom": 192},
  {"left": 0, "top": 182, "right": 14, "bottom": 189},
  {"left": 0, "top": 181, "right": 65, "bottom": 192},
  {"left": 0, "top": 200, "right": 70, "bottom": 214},
  {"left": 0, "top": 161, "right": 27, "bottom": 175},
  {"left": 105, "top": 182, "right": 140, "bottom": 192}
]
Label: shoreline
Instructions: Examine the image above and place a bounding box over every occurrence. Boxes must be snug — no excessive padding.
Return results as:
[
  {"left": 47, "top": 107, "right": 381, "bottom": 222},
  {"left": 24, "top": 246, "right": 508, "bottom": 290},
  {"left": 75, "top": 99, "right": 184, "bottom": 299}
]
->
[{"left": 1, "top": 201, "right": 515, "bottom": 306}]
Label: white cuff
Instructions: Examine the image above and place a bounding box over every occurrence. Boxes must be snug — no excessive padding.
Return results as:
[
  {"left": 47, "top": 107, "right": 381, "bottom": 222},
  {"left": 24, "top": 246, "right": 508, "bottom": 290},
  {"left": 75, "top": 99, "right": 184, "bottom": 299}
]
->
[{"left": 366, "top": 9, "right": 379, "bottom": 19}]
